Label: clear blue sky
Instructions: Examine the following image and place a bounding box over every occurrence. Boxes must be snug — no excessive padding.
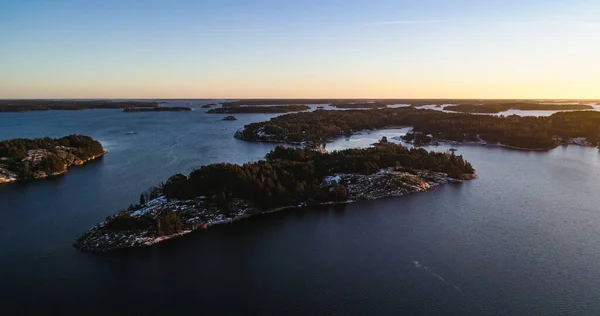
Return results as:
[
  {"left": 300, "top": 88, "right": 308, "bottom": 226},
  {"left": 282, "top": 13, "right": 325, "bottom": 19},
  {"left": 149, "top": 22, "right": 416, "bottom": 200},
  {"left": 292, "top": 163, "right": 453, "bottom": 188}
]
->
[{"left": 1, "top": 0, "right": 599, "bottom": 98}]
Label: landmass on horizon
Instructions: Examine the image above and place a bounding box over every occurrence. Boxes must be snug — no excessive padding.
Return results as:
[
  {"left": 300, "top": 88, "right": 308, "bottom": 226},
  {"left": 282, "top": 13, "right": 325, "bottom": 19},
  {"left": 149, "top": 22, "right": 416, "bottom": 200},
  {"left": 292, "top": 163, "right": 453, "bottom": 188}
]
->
[{"left": 1, "top": 99, "right": 597, "bottom": 113}]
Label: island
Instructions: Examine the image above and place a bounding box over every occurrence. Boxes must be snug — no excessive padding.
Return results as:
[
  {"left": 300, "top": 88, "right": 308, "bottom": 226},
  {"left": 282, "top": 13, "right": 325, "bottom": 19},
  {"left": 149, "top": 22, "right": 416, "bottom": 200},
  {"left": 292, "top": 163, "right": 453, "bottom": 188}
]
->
[
  {"left": 218, "top": 99, "right": 598, "bottom": 110},
  {"left": 0, "top": 100, "right": 162, "bottom": 112},
  {"left": 201, "top": 103, "right": 216, "bottom": 108},
  {"left": 235, "top": 107, "right": 600, "bottom": 150},
  {"left": 219, "top": 99, "right": 441, "bottom": 107},
  {"left": 207, "top": 105, "right": 310, "bottom": 114},
  {"left": 444, "top": 102, "right": 593, "bottom": 113},
  {"left": 222, "top": 116, "right": 237, "bottom": 121},
  {"left": 123, "top": 106, "right": 192, "bottom": 113},
  {"left": 330, "top": 102, "right": 388, "bottom": 109},
  {"left": 0, "top": 135, "right": 106, "bottom": 183},
  {"left": 74, "top": 142, "right": 475, "bottom": 252}
]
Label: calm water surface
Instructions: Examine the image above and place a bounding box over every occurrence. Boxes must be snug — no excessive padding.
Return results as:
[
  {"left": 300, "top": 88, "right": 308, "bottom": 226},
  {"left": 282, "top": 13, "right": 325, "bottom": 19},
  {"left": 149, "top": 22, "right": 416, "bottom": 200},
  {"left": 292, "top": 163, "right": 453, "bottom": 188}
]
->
[{"left": 1, "top": 102, "right": 599, "bottom": 315}]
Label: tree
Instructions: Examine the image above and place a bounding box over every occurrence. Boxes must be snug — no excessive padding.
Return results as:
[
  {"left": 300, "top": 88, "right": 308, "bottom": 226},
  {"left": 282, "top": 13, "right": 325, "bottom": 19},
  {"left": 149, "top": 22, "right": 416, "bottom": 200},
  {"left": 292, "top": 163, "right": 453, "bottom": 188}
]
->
[
  {"left": 163, "top": 174, "right": 193, "bottom": 200},
  {"left": 139, "top": 194, "right": 146, "bottom": 205},
  {"left": 155, "top": 210, "right": 182, "bottom": 236}
]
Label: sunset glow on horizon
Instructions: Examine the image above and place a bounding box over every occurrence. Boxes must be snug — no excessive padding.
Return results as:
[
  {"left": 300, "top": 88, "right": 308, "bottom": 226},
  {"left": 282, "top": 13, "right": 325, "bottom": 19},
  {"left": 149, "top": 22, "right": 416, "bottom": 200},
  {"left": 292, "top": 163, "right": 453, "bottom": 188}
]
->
[{"left": 1, "top": 0, "right": 599, "bottom": 99}]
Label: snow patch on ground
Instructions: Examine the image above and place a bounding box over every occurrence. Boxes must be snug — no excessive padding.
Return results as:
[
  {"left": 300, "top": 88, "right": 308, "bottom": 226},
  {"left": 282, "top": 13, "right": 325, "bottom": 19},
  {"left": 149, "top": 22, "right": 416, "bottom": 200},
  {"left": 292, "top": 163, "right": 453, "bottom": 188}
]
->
[
  {"left": 131, "top": 196, "right": 167, "bottom": 217},
  {"left": 569, "top": 137, "right": 592, "bottom": 146},
  {"left": 323, "top": 175, "right": 342, "bottom": 184}
]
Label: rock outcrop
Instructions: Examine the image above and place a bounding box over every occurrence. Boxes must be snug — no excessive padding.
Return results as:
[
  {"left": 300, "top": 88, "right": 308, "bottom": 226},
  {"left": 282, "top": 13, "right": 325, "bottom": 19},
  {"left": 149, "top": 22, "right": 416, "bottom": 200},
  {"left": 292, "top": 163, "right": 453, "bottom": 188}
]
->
[{"left": 0, "top": 143, "right": 106, "bottom": 183}]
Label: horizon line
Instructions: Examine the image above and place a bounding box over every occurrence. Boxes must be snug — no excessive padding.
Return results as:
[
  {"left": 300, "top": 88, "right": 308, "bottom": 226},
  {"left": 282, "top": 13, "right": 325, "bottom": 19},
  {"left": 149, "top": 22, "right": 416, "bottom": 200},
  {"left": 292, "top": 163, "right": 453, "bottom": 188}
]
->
[{"left": 1, "top": 97, "right": 599, "bottom": 101}]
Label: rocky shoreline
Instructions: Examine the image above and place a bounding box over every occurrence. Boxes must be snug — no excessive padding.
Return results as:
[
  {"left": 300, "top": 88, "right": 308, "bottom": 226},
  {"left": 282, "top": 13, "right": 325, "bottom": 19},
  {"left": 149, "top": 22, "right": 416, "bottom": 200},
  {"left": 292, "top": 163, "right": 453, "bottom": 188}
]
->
[
  {"left": 0, "top": 149, "right": 106, "bottom": 183},
  {"left": 74, "top": 168, "right": 462, "bottom": 252}
]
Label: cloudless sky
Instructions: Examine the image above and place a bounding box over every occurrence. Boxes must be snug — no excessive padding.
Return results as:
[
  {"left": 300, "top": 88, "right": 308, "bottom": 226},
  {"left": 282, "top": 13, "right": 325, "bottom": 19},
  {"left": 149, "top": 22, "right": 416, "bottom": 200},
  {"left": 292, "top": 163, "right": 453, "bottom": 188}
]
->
[{"left": 1, "top": 0, "right": 599, "bottom": 99}]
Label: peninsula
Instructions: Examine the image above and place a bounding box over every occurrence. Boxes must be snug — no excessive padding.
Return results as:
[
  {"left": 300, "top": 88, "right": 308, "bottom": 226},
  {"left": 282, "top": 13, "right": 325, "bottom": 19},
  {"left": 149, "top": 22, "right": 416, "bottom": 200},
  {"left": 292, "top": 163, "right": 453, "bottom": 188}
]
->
[
  {"left": 74, "top": 142, "right": 475, "bottom": 252},
  {"left": 236, "top": 107, "right": 600, "bottom": 150},
  {"left": 0, "top": 135, "right": 106, "bottom": 183}
]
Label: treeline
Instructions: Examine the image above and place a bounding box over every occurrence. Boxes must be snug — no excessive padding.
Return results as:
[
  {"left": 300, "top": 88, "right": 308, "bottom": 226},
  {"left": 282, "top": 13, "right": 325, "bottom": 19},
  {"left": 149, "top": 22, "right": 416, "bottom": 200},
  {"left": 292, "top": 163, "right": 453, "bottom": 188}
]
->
[
  {"left": 445, "top": 103, "right": 593, "bottom": 113},
  {"left": 123, "top": 107, "right": 191, "bottom": 112},
  {"left": 331, "top": 103, "right": 388, "bottom": 109},
  {"left": 238, "top": 108, "right": 600, "bottom": 150},
  {"left": 161, "top": 143, "right": 474, "bottom": 209},
  {"left": 221, "top": 99, "right": 340, "bottom": 107},
  {"left": 220, "top": 99, "right": 435, "bottom": 107},
  {"left": 0, "top": 135, "right": 105, "bottom": 178},
  {"left": 207, "top": 105, "right": 310, "bottom": 114},
  {"left": 0, "top": 100, "right": 161, "bottom": 112},
  {"left": 219, "top": 99, "right": 594, "bottom": 108}
]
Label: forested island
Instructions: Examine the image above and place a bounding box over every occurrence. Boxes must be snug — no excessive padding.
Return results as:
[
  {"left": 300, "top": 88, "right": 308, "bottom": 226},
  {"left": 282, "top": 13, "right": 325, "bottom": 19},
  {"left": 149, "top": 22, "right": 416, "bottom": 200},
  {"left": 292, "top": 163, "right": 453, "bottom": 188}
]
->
[
  {"left": 331, "top": 102, "right": 388, "bottom": 109},
  {"left": 0, "top": 100, "right": 161, "bottom": 112},
  {"left": 0, "top": 135, "right": 106, "bottom": 183},
  {"left": 207, "top": 105, "right": 310, "bottom": 114},
  {"left": 236, "top": 108, "right": 600, "bottom": 150},
  {"left": 444, "top": 103, "right": 593, "bottom": 113},
  {"left": 123, "top": 107, "right": 192, "bottom": 113},
  {"left": 219, "top": 99, "right": 597, "bottom": 108},
  {"left": 1, "top": 99, "right": 594, "bottom": 113},
  {"left": 74, "top": 142, "right": 475, "bottom": 252}
]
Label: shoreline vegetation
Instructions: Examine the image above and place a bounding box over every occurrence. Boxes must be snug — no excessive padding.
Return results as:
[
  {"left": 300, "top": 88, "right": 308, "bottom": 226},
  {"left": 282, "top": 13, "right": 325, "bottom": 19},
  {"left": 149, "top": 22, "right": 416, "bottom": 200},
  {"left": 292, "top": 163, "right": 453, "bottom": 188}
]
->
[
  {"left": 74, "top": 142, "right": 475, "bottom": 252},
  {"left": 444, "top": 103, "right": 593, "bottom": 113},
  {"left": 123, "top": 106, "right": 192, "bottom": 112},
  {"left": 1, "top": 99, "right": 595, "bottom": 113},
  {"left": 235, "top": 107, "right": 600, "bottom": 151},
  {"left": 219, "top": 98, "right": 598, "bottom": 109},
  {"left": 0, "top": 135, "right": 106, "bottom": 183},
  {"left": 207, "top": 105, "right": 310, "bottom": 114},
  {"left": 330, "top": 102, "right": 388, "bottom": 109},
  {"left": 0, "top": 100, "right": 162, "bottom": 112}
]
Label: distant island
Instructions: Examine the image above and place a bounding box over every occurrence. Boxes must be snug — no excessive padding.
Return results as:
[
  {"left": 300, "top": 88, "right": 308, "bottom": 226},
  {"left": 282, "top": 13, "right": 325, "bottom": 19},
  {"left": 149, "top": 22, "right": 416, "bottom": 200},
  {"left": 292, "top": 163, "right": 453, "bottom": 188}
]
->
[
  {"left": 236, "top": 107, "right": 600, "bottom": 150},
  {"left": 219, "top": 99, "right": 598, "bottom": 108},
  {"left": 123, "top": 107, "right": 192, "bottom": 113},
  {"left": 2, "top": 99, "right": 593, "bottom": 113},
  {"left": 444, "top": 102, "right": 593, "bottom": 113},
  {"left": 0, "top": 100, "right": 162, "bottom": 112},
  {"left": 0, "top": 135, "right": 106, "bottom": 183},
  {"left": 222, "top": 116, "right": 237, "bottom": 121},
  {"left": 74, "top": 142, "right": 475, "bottom": 252},
  {"left": 330, "top": 102, "right": 388, "bottom": 109},
  {"left": 207, "top": 105, "right": 310, "bottom": 114}
]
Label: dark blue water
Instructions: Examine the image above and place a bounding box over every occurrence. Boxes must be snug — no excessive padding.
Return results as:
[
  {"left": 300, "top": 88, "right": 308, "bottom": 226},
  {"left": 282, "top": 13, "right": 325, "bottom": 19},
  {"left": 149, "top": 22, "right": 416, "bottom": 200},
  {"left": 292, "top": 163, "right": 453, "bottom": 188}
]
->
[{"left": 1, "top": 102, "right": 599, "bottom": 315}]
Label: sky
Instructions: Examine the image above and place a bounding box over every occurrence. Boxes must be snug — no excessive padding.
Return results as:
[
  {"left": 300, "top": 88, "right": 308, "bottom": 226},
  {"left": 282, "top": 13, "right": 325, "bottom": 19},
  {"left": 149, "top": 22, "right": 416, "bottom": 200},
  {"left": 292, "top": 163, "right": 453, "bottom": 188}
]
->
[{"left": 1, "top": 0, "right": 599, "bottom": 99}]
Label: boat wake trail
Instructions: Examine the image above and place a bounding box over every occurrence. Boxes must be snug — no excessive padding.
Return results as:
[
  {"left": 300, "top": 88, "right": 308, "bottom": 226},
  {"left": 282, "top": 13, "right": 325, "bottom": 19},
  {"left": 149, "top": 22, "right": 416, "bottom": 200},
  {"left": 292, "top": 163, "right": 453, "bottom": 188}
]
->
[
  {"left": 412, "top": 261, "right": 497, "bottom": 315},
  {"left": 413, "top": 261, "right": 452, "bottom": 286}
]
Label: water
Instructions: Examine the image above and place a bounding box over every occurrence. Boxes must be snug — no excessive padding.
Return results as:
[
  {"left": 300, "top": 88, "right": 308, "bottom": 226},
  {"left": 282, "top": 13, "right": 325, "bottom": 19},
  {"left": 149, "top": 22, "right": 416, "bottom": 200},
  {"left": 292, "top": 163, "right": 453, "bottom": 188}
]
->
[{"left": 1, "top": 102, "right": 600, "bottom": 315}]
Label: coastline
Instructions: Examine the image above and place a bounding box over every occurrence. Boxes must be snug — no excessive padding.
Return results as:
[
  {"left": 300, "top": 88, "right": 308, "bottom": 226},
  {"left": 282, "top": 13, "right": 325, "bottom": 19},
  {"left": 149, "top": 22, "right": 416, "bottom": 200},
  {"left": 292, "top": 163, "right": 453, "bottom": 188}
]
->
[
  {"left": 74, "top": 169, "right": 467, "bottom": 252},
  {"left": 0, "top": 151, "right": 107, "bottom": 184},
  {"left": 237, "top": 124, "right": 595, "bottom": 153}
]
